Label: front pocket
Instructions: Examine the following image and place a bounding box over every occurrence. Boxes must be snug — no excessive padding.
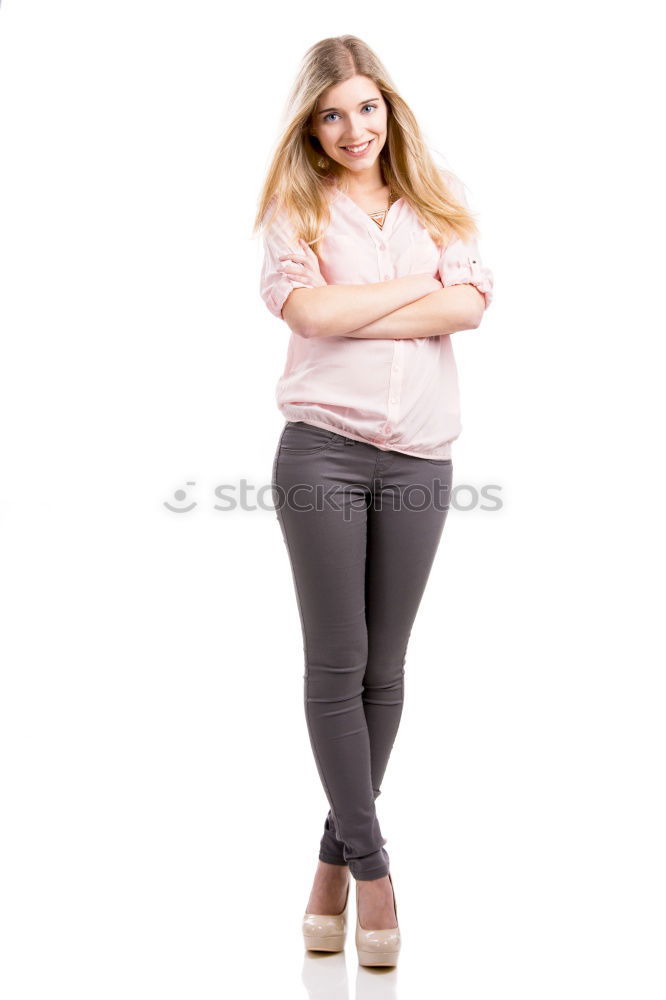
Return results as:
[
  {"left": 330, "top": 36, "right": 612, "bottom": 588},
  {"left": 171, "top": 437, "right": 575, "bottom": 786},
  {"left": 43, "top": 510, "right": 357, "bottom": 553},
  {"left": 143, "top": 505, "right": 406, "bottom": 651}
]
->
[
  {"left": 280, "top": 421, "right": 339, "bottom": 455},
  {"left": 407, "top": 226, "right": 440, "bottom": 275}
]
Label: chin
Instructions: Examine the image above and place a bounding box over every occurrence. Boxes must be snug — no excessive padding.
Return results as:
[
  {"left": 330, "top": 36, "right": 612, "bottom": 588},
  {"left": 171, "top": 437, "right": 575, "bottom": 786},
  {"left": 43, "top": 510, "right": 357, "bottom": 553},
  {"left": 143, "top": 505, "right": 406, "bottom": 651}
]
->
[{"left": 335, "top": 152, "right": 380, "bottom": 169}]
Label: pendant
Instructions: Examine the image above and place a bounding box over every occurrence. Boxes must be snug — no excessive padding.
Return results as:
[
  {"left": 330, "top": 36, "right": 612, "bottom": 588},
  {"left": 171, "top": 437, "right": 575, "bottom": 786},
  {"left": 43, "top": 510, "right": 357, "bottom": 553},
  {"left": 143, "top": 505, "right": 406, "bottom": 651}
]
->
[{"left": 369, "top": 210, "right": 387, "bottom": 229}]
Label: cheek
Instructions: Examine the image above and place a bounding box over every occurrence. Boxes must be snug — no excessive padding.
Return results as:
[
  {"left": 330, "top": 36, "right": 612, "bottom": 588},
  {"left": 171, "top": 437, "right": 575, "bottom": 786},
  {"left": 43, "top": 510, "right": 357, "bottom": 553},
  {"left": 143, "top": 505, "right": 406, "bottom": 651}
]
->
[
  {"left": 318, "top": 129, "right": 341, "bottom": 154},
  {"left": 375, "top": 113, "right": 388, "bottom": 135}
]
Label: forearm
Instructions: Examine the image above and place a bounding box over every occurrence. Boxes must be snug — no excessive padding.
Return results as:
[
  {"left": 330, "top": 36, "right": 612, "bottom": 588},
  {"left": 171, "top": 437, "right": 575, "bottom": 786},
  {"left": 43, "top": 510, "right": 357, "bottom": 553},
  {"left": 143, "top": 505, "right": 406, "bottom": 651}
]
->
[
  {"left": 285, "top": 274, "right": 440, "bottom": 339},
  {"left": 343, "top": 284, "right": 486, "bottom": 340}
]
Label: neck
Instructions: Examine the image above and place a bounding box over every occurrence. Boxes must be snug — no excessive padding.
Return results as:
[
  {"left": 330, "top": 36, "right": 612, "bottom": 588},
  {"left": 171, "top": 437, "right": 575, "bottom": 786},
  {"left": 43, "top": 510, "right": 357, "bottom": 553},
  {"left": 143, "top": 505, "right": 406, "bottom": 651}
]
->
[{"left": 338, "top": 165, "right": 385, "bottom": 195}]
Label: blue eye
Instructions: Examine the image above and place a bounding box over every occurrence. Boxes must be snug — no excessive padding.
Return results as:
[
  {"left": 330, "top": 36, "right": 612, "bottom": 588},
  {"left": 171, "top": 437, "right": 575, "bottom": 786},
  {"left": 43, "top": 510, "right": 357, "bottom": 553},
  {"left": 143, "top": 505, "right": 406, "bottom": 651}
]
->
[{"left": 323, "top": 104, "right": 377, "bottom": 123}]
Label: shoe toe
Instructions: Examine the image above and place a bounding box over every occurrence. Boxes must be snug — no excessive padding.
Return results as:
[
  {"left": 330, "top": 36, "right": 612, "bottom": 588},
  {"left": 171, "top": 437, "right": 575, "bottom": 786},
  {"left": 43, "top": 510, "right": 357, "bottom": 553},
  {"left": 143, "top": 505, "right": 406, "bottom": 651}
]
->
[{"left": 303, "top": 911, "right": 347, "bottom": 935}]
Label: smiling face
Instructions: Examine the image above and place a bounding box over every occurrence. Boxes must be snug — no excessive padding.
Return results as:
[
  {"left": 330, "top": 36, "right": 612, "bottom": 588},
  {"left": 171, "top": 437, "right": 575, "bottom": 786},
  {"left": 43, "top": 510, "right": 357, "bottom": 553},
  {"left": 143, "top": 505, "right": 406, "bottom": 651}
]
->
[{"left": 311, "top": 74, "right": 388, "bottom": 182}]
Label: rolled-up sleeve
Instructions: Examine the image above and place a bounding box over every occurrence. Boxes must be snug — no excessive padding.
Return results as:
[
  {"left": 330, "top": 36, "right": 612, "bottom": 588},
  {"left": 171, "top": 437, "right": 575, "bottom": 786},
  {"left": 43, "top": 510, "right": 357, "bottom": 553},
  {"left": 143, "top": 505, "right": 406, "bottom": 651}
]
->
[
  {"left": 438, "top": 175, "right": 494, "bottom": 310},
  {"left": 259, "top": 202, "right": 312, "bottom": 320}
]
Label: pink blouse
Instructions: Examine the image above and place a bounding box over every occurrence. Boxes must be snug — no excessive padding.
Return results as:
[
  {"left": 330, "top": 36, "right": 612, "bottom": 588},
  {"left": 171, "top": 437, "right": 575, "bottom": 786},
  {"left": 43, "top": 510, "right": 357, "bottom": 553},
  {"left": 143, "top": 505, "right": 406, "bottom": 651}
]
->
[{"left": 259, "top": 170, "right": 494, "bottom": 460}]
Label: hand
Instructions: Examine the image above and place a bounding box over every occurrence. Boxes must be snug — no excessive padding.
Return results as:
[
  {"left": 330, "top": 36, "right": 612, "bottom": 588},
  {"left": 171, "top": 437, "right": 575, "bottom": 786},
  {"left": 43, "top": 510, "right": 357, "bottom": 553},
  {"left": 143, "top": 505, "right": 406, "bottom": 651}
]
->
[
  {"left": 411, "top": 272, "right": 444, "bottom": 293},
  {"left": 277, "top": 238, "right": 327, "bottom": 288}
]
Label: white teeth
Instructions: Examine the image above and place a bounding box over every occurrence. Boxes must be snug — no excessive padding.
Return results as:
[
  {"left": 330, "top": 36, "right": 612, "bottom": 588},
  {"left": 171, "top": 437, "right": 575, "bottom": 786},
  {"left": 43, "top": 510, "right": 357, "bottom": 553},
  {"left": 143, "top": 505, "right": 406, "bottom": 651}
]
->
[{"left": 344, "top": 140, "right": 370, "bottom": 152}]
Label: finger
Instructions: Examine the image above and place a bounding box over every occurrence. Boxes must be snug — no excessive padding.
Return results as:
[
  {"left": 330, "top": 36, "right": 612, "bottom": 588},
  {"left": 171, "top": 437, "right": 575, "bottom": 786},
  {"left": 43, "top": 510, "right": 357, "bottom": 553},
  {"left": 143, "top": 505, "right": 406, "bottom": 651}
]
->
[
  {"left": 278, "top": 253, "right": 307, "bottom": 263},
  {"left": 278, "top": 266, "right": 311, "bottom": 279},
  {"left": 278, "top": 261, "right": 306, "bottom": 272}
]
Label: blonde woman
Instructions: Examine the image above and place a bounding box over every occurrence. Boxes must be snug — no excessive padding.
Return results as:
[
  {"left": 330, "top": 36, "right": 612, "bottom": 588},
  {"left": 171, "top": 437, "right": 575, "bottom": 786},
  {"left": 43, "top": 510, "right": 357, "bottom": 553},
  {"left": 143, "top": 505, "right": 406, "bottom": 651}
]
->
[{"left": 255, "top": 35, "right": 494, "bottom": 967}]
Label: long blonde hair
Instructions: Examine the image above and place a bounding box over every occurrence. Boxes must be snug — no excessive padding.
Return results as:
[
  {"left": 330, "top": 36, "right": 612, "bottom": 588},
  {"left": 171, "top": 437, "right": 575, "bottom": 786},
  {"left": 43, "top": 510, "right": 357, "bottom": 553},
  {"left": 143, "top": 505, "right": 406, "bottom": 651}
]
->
[{"left": 252, "top": 34, "right": 481, "bottom": 252}]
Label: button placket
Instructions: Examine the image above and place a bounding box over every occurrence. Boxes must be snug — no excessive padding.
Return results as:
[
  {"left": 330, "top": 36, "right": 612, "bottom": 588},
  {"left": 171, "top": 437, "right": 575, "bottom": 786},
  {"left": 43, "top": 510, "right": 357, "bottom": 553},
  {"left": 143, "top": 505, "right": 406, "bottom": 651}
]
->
[
  {"left": 374, "top": 236, "right": 393, "bottom": 281},
  {"left": 375, "top": 229, "right": 399, "bottom": 438},
  {"left": 387, "top": 340, "right": 404, "bottom": 409}
]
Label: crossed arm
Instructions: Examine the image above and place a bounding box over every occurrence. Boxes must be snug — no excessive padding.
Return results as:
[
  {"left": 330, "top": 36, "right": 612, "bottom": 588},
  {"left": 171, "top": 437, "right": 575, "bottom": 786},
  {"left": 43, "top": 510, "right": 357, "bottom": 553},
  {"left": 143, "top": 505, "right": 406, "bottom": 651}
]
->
[
  {"left": 282, "top": 274, "right": 485, "bottom": 341},
  {"left": 343, "top": 283, "right": 485, "bottom": 339}
]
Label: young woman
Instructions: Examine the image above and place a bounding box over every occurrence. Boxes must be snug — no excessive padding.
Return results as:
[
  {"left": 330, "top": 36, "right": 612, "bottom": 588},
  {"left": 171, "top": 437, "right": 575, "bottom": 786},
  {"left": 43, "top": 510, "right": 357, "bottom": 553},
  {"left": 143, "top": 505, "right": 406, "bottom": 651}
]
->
[{"left": 254, "top": 35, "right": 494, "bottom": 967}]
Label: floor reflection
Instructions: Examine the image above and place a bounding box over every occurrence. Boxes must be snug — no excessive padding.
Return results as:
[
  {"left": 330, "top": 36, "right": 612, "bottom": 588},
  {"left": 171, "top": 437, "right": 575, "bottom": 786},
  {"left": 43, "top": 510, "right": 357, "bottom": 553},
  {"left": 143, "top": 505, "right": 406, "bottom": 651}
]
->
[{"left": 302, "top": 948, "right": 399, "bottom": 998}]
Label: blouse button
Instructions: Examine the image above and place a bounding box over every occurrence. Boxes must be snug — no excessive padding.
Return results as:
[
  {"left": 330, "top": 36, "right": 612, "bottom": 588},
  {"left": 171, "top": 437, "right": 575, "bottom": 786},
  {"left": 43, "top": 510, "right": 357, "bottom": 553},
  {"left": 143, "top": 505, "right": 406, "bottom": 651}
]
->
[
  {"left": 377, "top": 241, "right": 385, "bottom": 251},
  {"left": 384, "top": 273, "right": 390, "bottom": 280}
]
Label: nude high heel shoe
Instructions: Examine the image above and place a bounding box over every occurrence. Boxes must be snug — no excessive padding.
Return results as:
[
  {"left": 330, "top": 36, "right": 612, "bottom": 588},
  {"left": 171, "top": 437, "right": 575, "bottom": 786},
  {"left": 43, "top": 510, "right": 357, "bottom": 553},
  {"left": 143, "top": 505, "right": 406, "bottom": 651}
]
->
[
  {"left": 355, "top": 871, "right": 401, "bottom": 967},
  {"left": 302, "top": 878, "right": 350, "bottom": 952}
]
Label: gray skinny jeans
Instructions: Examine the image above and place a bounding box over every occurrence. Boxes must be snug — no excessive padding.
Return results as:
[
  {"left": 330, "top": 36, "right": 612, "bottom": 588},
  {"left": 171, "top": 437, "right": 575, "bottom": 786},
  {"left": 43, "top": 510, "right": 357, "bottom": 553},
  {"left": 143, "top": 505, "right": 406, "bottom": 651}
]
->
[{"left": 271, "top": 420, "right": 453, "bottom": 881}]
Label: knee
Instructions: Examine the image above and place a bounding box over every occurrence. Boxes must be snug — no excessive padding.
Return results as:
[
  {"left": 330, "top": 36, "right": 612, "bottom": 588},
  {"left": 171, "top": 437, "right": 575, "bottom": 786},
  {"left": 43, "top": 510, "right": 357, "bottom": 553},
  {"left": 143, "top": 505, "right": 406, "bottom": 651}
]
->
[
  {"left": 363, "top": 653, "right": 406, "bottom": 694},
  {"left": 305, "top": 631, "right": 368, "bottom": 697}
]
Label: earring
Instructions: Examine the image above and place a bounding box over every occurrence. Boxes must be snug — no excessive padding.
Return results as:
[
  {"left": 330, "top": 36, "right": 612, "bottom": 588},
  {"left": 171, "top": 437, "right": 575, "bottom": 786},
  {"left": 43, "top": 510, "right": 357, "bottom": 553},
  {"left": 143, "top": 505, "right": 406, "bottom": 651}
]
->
[{"left": 317, "top": 155, "right": 330, "bottom": 170}]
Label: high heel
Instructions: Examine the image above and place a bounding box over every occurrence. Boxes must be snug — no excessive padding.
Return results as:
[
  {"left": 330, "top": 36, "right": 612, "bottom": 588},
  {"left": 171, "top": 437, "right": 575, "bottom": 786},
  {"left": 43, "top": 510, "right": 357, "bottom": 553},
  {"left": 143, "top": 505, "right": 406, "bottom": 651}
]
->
[
  {"left": 302, "top": 878, "right": 350, "bottom": 952},
  {"left": 355, "top": 871, "right": 401, "bottom": 967}
]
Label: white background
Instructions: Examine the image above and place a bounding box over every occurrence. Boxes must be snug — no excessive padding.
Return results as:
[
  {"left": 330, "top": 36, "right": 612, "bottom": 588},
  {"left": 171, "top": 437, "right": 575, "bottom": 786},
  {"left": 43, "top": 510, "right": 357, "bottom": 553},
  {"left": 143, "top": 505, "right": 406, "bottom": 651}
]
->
[{"left": 1, "top": 1, "right": 664, "bottom": 997}]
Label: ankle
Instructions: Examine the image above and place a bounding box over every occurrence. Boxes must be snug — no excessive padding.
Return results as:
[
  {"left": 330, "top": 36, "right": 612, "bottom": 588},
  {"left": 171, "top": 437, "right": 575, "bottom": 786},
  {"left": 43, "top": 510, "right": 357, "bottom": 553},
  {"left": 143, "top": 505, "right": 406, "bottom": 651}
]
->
[
  {"left": 356, "top": 873, "right": 390, "bottom": 888},
  {"left": 317, "top": 860, "right": 349, "bottom": 876}
]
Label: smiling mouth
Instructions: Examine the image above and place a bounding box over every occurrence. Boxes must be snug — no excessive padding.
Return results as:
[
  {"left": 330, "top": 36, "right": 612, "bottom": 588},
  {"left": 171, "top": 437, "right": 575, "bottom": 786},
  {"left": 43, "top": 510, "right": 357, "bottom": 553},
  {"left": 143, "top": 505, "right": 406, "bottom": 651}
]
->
[{"left": 339, "top": 138, "right": 374, "bottom": 154}]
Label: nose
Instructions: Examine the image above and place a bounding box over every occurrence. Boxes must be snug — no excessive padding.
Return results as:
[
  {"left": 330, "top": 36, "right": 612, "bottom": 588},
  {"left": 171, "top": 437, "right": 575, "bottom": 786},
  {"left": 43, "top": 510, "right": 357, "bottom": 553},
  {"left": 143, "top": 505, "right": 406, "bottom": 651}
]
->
[{"left": 343, "top": 115, "right": 371, "bottom": 142}]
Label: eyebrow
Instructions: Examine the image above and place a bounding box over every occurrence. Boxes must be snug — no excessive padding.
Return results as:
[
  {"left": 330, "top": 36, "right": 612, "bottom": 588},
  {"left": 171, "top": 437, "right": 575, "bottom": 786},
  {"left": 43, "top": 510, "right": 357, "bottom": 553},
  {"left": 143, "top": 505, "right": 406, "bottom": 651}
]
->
[{"left": 317, "top": 97, "right": 381, "bottom": 116}]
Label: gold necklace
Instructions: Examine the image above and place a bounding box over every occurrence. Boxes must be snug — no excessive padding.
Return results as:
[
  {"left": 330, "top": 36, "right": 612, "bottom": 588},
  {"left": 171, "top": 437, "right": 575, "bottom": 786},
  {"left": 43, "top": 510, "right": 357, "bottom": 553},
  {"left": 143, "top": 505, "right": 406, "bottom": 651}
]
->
[{"left": 368, "top": 187, "right": 398, "bottom": 230}]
